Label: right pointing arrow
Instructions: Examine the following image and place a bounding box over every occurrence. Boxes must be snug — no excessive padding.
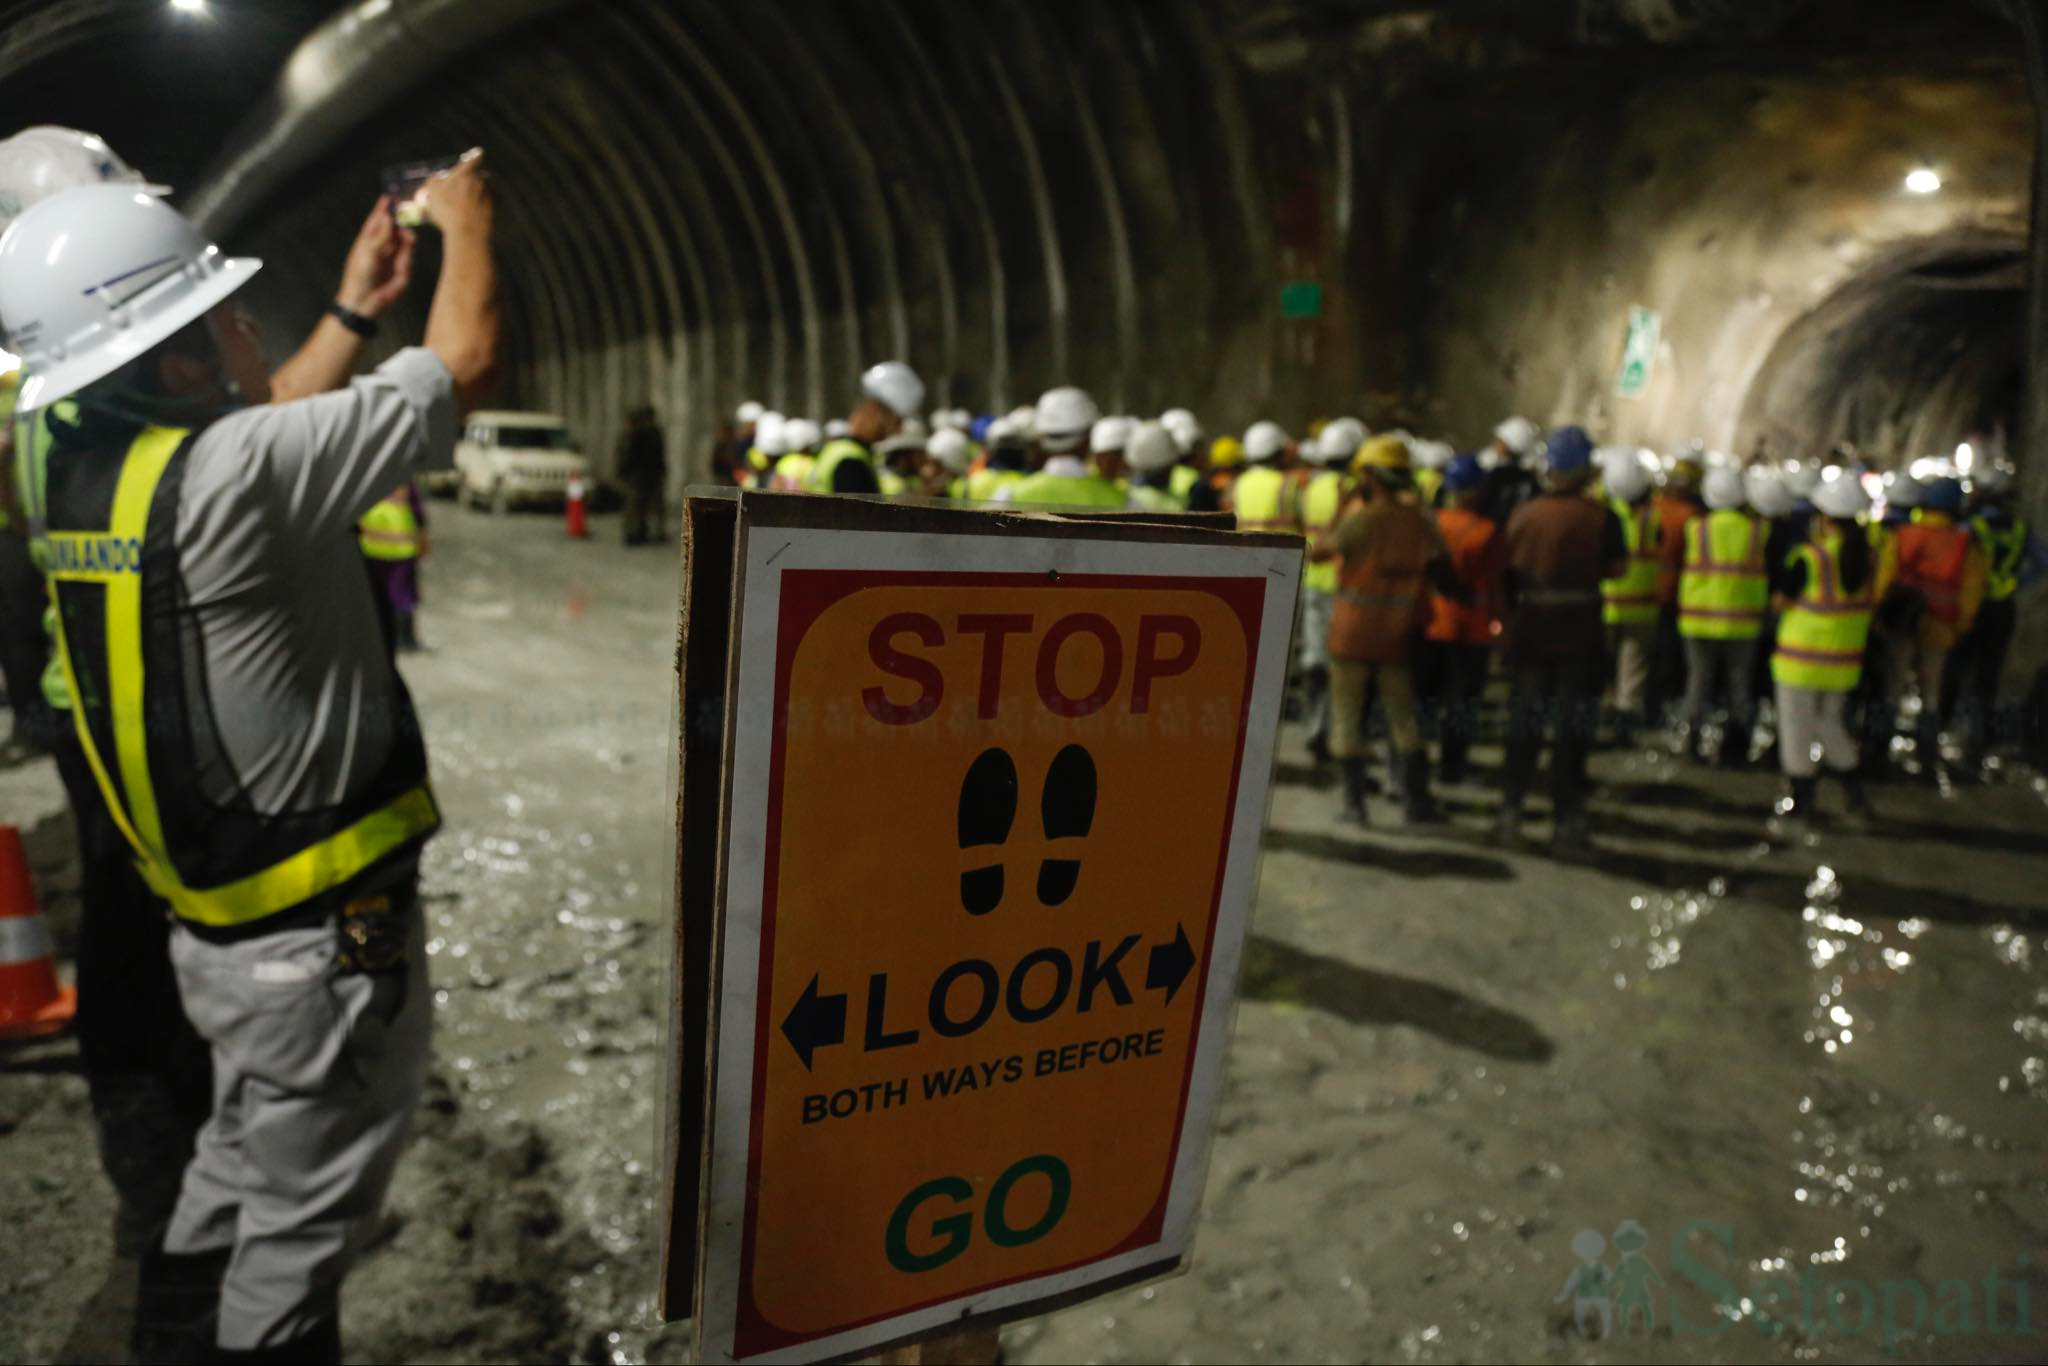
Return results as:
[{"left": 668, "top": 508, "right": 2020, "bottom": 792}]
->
[
  {"left": 781, "top": 974, "right": 848, "bottom": 1071},
  {"left": 1146, "top": 924, "right": 1197, "bottom": 1005}
]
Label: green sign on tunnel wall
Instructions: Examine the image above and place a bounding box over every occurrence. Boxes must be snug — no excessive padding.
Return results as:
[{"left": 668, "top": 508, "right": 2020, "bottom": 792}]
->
[
  {"left": 1616, "top": 306, "right": 1661, "bottom": 399},
  {"left": 1281, "top": 281, "right": 1323, "bottom": 319}
]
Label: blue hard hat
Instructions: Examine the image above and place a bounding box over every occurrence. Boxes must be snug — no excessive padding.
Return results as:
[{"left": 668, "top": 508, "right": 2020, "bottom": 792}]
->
[
  {"left": 969, "top": 415, "right": 994, "bottom": 443},
  {"left": 1924, "top": 477, "right": 1964, "bottom": 514},
  {"left": 1443, "top": 453, "right": 1485, "bottom": 492},
  {"left": 1543, "top": 426, "right": 1594, "bottom": 473}
]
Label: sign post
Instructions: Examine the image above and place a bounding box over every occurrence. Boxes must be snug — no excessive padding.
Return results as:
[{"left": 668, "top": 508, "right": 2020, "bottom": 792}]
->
[
  {"left": 669, "top": 494, "right": 1300, "bottom": 1364},
  {"left": 1615, "top": 304, "right": 1661, "bottom": 399}
]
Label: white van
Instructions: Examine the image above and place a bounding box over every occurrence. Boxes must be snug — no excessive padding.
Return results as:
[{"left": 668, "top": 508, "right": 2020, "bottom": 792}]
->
[{"left": 448, "top": 411, "right": 589, "bottom": 512}]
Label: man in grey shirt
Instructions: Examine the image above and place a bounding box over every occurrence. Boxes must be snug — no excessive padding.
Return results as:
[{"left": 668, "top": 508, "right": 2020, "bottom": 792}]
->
[{"left": 1, "top": 153, "right": 497, "bottom": 1364}]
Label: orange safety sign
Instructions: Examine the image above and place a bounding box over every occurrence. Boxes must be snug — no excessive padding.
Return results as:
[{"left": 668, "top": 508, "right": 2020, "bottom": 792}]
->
[{"left": 686, "top": 496, "right": 1299, "bottom": 1363}]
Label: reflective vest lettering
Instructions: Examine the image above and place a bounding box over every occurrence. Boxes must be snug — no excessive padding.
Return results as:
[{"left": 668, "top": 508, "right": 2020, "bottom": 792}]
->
[
  {"left": 1600, "top": 498, "right": 1661, "bottom": 627},
  {"left": 357, "top": 490, "right": 422, "bottom": 561},
  {"left": 47, "top": 427, "right": 440, "bottom": 929},
  {"left": 1896, "top": 521, "right": 1970, "bottom": 623},
  {"left": 1677, "top": 510, "right": 1767, "bottom": 640},
  {"left": 1772, "top": 538, "right": 1873, "bottom": 692}
]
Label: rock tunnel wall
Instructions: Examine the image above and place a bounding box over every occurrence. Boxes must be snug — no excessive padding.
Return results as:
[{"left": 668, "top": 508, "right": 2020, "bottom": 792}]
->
[{"left": 215, "top": 0, "right": 2031, "bottom": 484}]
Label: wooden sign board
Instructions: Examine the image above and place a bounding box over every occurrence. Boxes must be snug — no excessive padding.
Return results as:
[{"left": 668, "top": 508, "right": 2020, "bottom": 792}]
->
[{"left": 665, "top": 492, "right": 1300, "bottom": 1364}]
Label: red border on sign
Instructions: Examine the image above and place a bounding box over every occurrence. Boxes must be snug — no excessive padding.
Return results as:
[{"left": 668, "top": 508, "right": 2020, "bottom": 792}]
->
[{"left": 730, "top": 569, "right": 1268, "bottom": 1359}]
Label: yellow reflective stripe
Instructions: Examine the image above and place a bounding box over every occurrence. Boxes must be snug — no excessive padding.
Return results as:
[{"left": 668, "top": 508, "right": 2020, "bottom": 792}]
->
[
  {"left": 145, "top": 785, "right": 440, "bottom": 928},
  {"left": 50, "top": 594, "right": 154, "bottom": 863},
  {"left": 106, "top": 428, "right": 185, "bottom": 870}
]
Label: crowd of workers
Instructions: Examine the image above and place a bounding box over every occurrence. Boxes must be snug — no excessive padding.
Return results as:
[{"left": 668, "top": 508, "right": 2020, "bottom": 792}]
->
[
  {"left": 709, "top": 376, "right": 2044, "bottom": 848},
  {"left": 0, "top": 114, "right": 2042, "bottom": 1366}
]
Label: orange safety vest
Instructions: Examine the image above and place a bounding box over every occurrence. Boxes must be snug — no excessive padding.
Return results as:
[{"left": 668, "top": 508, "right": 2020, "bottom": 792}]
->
[
  {"left": 1895, "top": 521, "right": 1970, "bottom": 624},
  {"left": 1427, "top": 506, "right": 1500, "bottom": 646},
  {"left": 1329, "top": 503, "right": 1438, "bottom": 664}
]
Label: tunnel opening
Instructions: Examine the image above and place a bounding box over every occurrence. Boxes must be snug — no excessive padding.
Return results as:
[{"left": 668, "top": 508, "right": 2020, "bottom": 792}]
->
[{"left": 1738, "top": 231, "right": 2027, "bottom": 468}]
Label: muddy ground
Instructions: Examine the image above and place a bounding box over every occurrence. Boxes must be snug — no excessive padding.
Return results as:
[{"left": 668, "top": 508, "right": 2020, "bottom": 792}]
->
[{"left": 3, "top": 502, "right": 2045, "bottom": 1365}]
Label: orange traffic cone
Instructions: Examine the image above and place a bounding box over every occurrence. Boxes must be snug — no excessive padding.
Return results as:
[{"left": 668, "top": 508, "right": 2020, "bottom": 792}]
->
[{"left": 0, "top": 824, "right": 76, "bottom": 1041}]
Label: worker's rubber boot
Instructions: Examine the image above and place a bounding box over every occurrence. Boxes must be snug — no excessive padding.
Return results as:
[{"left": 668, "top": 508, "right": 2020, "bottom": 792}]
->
[
  {"left": 396, "top": 610, "right": 419, "bottom": 653},
  {"left": 211, "top": 1317, "right": 342, "bottom": 1366},
  {"left": 1841, "top": 771, "right": 1875, "bottom": 828},
  {"left": 1383, "top": 740, "right": 1407, "bottom": 803},
  {"left": 1337, "top": 758, "right": 1370, "bottom": 826},
  {"left": 1717, "top": 721, "right": 1750, "bottom": 770},
  {"left": 1777, "top": 776, "right": 1818, "bottom": 839},
  {"left": 131, "top": 1245, "right": 230, "bottom": 1366},
  {"left": 1402, "top": 751, "right": 1444, "bottom": 825}
]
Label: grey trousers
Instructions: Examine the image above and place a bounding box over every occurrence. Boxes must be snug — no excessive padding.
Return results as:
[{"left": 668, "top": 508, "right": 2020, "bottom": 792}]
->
[
  {"left": 1607, "top": 623, "right": 1655, "bottom": 713},
  {"left": 164, "top": 905, "right": 431, "bottom": 1349},
  {"left": 1776, "top": 683, "right": 1858, "bottom": 778},
  {"left": 1682, "top": 635, "right": 1759, "bottom": 726}
]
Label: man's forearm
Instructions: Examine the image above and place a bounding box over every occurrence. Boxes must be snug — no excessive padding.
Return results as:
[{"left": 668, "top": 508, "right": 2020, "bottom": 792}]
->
[
  {"left": 425, "top": 220, "right": 500, "bottom": 414},
  {"left": 268, "top": 314, "right": 366, "bottom": 404}
]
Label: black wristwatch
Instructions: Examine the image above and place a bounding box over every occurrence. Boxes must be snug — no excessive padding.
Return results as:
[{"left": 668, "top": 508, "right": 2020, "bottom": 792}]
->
[{"left": 329, "top": 301, "right": 377, "bottom": 339}]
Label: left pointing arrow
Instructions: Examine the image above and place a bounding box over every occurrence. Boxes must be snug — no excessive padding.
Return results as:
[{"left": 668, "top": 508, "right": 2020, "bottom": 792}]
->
[{"left": 781, "top": 974, "right": 848, "bottom": 1071}]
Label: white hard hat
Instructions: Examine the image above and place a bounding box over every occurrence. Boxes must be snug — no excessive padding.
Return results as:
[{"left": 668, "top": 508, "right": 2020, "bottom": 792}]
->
[
  {"left": 1812, "top": 468, "right": 1870, "bottom": 520},
  {"left": 1034, "top": 386, "right": 1099, "bottom": 452},
  {"left": 0, "top": 127, "right": 165, "bottom": 233},
  {"left": 1744, "top": 466, "right": 1794, "bottom": 519},
  {"left": 1160, "top": 408, "right": 1202, "bottom": 456},
  {"left": 1702, "top": 466, "right": 1747, "bottom": 511},
  {"left": 1243, "top": 420, "right": 1288, "bottom": 463},
  {"left": 1090, "top": 415, "right": 1134, "bottom": 454},
  {"left": 1780, "top": 461, "right": 1822, "bottom": 498},
  {"left": 824, "top": 418, "right": 851, "bottom": 439},
  {"left": 781, "top": 417, "right": 821, "bottom": 452},
  {"left": 1411, "top": 439, "right": 1454, "bottom": 471},
  {"left": 736, "top": 399, "right": 764, "bottom": 424},
  {"left": 0, "top": 185, "right": 261, "bottom": 412},
  {"left": 1599, "top": 446, "right": 1651, "bottom": 503},
  {"left": 928, "top": 427, "right": 972, "bottom": 474},
  {"left": 932, "top": 407, "right": 968, "bottom": 432},
  {"left": 1494, "top": 416, "right": 1540, "bottom": 455},
  {"left": 755, "top": 412, "right": 789, "bottom": 458},
  {"left": 1972, "top": 462, "right": 2015, "bottom": 497},
  {"left": 1883, "top": 471, "right": 1924, "bottom": 508},
  {"left": 1125, "top": 420, "right": 1179, "bottom": 474},
  {"left": 861, "top": 359, "right": 925, "bottom": 419},
  {"left": 877, "top": 418, "right": 930, "bottom": 456},
  {"left": 1316, "top": 417, "right": 1367, "bottom": 464}
]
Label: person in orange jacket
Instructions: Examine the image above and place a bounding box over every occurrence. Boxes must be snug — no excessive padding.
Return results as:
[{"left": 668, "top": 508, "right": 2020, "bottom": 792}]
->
[
  {"left": 1421, "top": 454, "right": 1505, "bottom": 786},
  {"left": 1885, "top": 475, "right": 1988, "bottom": 764}
]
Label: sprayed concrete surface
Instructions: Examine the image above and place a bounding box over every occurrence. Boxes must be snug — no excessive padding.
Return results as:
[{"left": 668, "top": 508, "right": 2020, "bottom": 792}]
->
[{"left": 3, "top": 503, "right": 2046, "bottom": 1365}]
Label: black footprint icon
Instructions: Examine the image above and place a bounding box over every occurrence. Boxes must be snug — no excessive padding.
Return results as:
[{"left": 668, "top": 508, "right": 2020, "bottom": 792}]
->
[
  {"left": 1036, "top": 744, "right": 1097, "bottom": 907},
  {"left": 957, "top": 748, "right": 1018, "bottom": 916}
]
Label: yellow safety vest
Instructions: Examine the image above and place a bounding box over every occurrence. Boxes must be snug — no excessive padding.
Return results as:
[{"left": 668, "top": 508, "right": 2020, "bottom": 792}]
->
[
  {"left": 1004, "top": 470, "right": 1127, "bottom": 510},
  {"left": 1414, "top": 467, "right": 1444, "bottom": 509},
  {"left": 1230, "top": 465, "right": 1294, "bottom": 532},
  {"left": 878, "top": 469, "right": 907, "bottom": 497},
  {"left": 1169, "top": 466, "right": 1200, "bottom": 502},
  {"left": 46, "top": 426, "right": 440, "bottom": 929},
  {"left": 358, "top": 489, "right": 422, "bottom": 561},
  {"left": 1972, "top": 514, "right": 2029, "bottom": 602},
  {"left": 1601, "top": 497, "right": 1662, "bottom": 627},
  {"left": 1126, "top": 481, "right": 1182, "bottom": 513},
  {"left": 1300, "top": 470, "right": 1349, "bottom": 594},
  {"left": 806, "top": 438, "right": 876, "bottom": 493},
  {"left": 1772, "top": 535, "right": 1873, "bottom": 692},
  {"left": 1677, "top": 509, "right": 1768, "bottom": 640},
  {"left": 12, "top": 399, "right": 74, "bottom": 711},
  {"left": 964, "top": 467, "right": 1024, "bottom": 502}
]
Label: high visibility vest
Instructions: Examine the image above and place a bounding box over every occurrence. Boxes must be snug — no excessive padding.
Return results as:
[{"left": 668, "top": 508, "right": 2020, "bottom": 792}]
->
[
  {"left": 878, "top": 468, "right": 907, "bottom": 497},
  {"left": 1677, "top": 509, "right": 1768, "bottom": 640},
  {"left": 1230, "top": 465, "right": 1295, "bottom": 532},
  {"left": 1970, "top": 514, "right": 2028, "bottom": 604},
  {"left": 1601, "top": 497, "right": 1662, "bottom": 627},
  {"left": 1004, "top": 470, "right": 1127, "bottom": 509},
  {"left": 745, "top": 446, "right": 770, "bottom": 480},
  {"left": 1169, "top": 466, "right": 1200, "bottom": 502},
  {"left": 1772, "top": 536, "right": 1873, "bottom": 692},
  {"left": 806, "top": 438, "right": 877, "bottom": 493},
  {"left": 964, "top": 466, "right": 1024, "bottom": 502},
  {"left": 769, "top": 452, "right": 813, "bottom": 491},
  {"left": 1896, "top": 519, "right": 1970, "bottom": 623},
  {"left": 45, "top": 426, "right": 440, "bottom": 930},
  {"left": 1329, "top": 504, "right": 1437, "bottom": 663},
  {"left": 1126, "top": 481, "right": 1184, "bottom": 514},
  {"left": 1414, "top": 467, "right": 1444, "bottom": 509},
  {"left": 12, "top": 400, "right": 73, "bottom": 711},
  {"left": 1300, "top": 470, "right": 1349, "bottom": 594},
  {"left": 1427, "top": 505, "right": 1500, "bottom": 646},
  {"left": 358, "top": 488, "right": 422, "bottom": 561}
]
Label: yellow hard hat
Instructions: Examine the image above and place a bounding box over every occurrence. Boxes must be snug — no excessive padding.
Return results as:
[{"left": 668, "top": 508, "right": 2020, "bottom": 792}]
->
[
  {"left": 1352, "top": 434, "right": 1411, "bottom": 474},
  {"left": 1209, "top": 435, "right": 1245, "bottom": 469}
]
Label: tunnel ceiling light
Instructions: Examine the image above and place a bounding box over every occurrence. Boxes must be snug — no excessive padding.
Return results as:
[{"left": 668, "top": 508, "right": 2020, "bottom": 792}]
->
[
  {"left": 170, "top": 0, "right": 206, "bottom": 12},
  {"left": 1905, "top": 167, "right": 1942, "bottom": 195}
]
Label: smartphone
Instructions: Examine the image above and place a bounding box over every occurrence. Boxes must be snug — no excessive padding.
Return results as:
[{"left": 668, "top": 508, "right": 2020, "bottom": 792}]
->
[{"left": 382, "top": 155, "right": 466, "bottom": 228}]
